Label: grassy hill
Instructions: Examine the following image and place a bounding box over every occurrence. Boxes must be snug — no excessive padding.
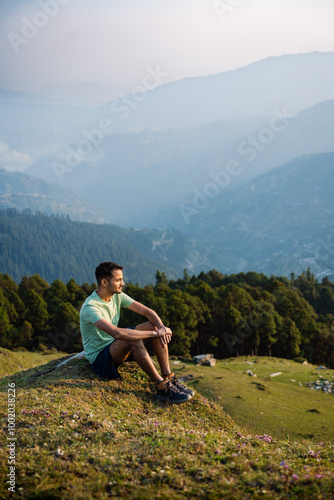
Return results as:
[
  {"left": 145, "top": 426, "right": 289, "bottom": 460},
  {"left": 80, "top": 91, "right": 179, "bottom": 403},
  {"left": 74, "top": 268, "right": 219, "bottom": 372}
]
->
[
  {"left": 0, "top": 347, "right": 65, "bottom": 378},
  {"left": 0, "top": 356, "right": 333, "bottom": 499}
]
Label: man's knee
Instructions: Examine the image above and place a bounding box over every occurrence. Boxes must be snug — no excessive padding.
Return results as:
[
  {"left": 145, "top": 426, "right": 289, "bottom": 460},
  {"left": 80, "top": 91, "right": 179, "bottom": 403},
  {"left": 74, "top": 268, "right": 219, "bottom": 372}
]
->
[
  {"left": 135, "top": 321, "right": 156, "bottom": 331},
  {"left": 131, "top": 339, "right": 146, "bottom": 353}
]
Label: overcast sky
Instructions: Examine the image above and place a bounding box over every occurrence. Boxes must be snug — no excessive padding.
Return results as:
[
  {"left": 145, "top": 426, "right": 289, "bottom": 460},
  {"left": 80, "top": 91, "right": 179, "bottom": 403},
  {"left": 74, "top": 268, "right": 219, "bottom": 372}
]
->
[{"left": 0, "top": 0, "right": 334, "bottom": 92}]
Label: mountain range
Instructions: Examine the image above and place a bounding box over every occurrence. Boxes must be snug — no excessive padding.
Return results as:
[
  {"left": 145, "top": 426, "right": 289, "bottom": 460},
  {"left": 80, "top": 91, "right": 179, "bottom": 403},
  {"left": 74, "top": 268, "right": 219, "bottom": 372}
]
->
[
  {"left": 25, "top": 98, "right": 334, "bottom": 226},
  {"left": 1, "top": 52, "right": 334, "bottom": 173},
  {"left": 1, "top": 52, "right": 334, "bottom": 282}
]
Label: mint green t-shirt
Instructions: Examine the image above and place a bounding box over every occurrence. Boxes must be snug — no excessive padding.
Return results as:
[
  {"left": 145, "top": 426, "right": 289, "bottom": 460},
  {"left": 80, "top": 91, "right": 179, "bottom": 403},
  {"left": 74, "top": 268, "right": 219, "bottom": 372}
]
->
[{"left": 80, "top": 290, "right": 134, "bottom": 364}]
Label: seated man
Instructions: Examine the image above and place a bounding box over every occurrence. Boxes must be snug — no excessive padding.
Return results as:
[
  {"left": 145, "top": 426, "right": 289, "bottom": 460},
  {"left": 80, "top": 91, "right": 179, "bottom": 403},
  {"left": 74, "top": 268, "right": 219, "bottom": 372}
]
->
[{"left": 80, "top": 261, "right": 194, "bottom": 404}]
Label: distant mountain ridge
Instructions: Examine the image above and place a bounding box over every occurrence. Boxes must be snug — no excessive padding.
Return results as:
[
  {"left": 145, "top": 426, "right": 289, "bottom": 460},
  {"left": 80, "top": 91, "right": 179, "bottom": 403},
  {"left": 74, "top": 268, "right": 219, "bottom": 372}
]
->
[
  {"left": 2, "top": 52, "right": 334, "bottom": 175},
  {"left": 0, "top": 169, "right": 112, "bottom": 224},
  {"left": 97, "top": 51, "right": 334, "bottom": 132}
]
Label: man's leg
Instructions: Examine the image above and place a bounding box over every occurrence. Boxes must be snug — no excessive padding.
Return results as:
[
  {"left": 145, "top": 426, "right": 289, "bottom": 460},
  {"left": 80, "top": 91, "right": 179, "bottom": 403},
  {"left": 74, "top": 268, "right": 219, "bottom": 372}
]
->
[
  {"left": 136, "top": 322, "right": 195, "bottom": 397},
  {"left": 109, "top": 338, "right": 163, "bottom": 384},
  {"left": 135, "top": 321, "right": 171, "bottom": 377},
  {"left": 110, "top": 327, "right": 191, "bottom": 404}
]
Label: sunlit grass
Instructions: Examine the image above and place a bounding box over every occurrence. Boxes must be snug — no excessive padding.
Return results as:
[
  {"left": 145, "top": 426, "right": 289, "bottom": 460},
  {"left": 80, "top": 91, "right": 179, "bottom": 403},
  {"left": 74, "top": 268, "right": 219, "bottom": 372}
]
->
[
  {"left": 0, "top": 347, "right": 66, "bottom": 378},
  {"left": 173, "top": 356, "right": 334, "bottom": 442}
]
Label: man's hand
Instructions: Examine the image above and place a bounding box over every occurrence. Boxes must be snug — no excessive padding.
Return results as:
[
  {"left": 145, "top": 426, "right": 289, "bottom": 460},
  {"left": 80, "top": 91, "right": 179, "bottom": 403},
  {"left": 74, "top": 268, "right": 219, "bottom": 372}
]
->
[{"left": 157, "top": 326, "right": 172, "bottom": 345}]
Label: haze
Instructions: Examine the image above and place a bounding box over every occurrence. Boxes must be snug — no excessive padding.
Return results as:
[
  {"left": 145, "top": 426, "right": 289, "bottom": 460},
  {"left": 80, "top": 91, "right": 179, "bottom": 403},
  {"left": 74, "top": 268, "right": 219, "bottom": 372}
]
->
[{"left": 0, "top": 0, "right": 334, "bottom": 92}]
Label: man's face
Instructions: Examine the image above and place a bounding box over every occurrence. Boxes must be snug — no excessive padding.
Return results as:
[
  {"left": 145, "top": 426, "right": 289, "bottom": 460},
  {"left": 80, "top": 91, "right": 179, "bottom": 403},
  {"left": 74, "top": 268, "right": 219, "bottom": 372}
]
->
[{"left": 106, "top": 269, "right": 125, "bottom": 295}]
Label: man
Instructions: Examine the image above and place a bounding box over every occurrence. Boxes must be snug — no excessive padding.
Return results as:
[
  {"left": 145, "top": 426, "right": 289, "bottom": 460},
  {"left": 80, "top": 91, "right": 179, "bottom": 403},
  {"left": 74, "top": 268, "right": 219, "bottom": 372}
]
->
[{"left": 80, "top": 262, "right": 194, "bottom": 404}]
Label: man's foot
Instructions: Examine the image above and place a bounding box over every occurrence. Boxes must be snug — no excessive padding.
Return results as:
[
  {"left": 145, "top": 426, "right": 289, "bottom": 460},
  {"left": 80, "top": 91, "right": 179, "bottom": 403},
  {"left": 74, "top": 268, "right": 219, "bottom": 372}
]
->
[
  {"left": 166, "top": 372, "right": 195, "bottom": 398},
  {"left": 156, "top": 379, "right": 191, "bottom": 404}
]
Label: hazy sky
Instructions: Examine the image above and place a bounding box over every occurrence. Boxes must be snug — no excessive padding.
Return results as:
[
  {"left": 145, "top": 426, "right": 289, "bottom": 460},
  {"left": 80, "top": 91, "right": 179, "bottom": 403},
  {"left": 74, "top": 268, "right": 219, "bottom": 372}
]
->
[{"left": 0, "top": 0, "right": 334, "bottom": 92}]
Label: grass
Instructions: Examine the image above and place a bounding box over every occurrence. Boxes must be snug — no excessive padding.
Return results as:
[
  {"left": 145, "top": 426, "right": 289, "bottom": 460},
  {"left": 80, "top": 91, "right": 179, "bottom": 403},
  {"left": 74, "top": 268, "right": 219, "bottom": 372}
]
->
[
  {"left": 0, "top": 347, "right": 66, "bottom": 378},
  {"left": 0, "top": 355, "right": 334, "bottom": 499},
  {"left": 173, "top": 356, "right": 334, "bottom": 443}
]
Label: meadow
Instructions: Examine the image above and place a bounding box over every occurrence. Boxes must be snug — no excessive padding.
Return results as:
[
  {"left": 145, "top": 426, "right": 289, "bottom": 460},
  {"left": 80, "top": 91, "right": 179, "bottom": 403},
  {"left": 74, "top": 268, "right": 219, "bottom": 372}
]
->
[{"left": 173, "top": 356, "right": 334, "bottom": 443}]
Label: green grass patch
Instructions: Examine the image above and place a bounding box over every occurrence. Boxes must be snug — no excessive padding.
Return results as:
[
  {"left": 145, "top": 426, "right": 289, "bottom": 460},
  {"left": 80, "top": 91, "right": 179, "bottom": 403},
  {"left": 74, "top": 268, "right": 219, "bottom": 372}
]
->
[
  {"left": 0, "top": 347, "right": 66, "bottom": 378},
  {"left": 173, "top": 356, "right": 334, "bottom": 443},
  {"left": 0, "top": 355, "right": 333, "bottom": 499}
]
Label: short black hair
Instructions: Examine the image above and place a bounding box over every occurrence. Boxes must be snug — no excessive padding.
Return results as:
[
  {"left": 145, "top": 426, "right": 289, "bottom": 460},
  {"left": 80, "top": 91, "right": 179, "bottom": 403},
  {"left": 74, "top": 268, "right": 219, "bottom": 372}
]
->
[{"left": 95, "top": 262, "right": 123, "bottom": 286}]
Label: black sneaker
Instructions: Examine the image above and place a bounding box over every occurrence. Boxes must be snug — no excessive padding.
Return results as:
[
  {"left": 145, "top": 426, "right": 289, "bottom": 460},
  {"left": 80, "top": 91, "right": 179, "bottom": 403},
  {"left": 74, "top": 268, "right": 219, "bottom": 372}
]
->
[
  {"left": 168, "top": 372, "right": 195, "bottom": 398},
  {"left": 156, "top": 379, "right": 191, "bottom": 404}
]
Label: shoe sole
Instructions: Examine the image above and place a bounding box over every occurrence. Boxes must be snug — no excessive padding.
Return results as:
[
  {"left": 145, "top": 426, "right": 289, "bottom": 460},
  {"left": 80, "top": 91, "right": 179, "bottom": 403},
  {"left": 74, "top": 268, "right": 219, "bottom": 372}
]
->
[{"left": 156, "top": 393, "right": 191, "bottom": 404}]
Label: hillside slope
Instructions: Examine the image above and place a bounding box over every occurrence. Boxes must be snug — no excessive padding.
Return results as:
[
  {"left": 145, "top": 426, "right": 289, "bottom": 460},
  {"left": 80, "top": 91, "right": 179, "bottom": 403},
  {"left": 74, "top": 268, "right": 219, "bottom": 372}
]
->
[
  {"left": 0, "top": 347, "right": 64, "bottom": 378},
  {"left": 0, "top": 210, "right": 232, "bottom": 285},
  {"left": 164, "top": 152, "right": 334, "bottom": 280},
  {"left": 0, "top": 358, "right": 333, "bottom": 499}
]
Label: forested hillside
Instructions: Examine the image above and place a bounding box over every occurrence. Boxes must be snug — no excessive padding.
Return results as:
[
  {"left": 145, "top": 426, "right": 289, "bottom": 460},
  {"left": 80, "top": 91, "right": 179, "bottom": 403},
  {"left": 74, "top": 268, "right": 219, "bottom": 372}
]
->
[
  {"left": 160, "top": 152, "right": 334, "bottom": 281},
  {"left": 1, "top": 268, "right": 333, "bottom": 368},
  {"left": 0, "top": 209, "right": 230, "bottom": 285}
]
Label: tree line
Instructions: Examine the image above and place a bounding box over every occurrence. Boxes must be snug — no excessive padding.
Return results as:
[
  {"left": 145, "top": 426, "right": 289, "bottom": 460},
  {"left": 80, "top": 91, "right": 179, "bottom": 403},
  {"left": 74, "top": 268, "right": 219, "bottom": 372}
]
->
[{"left": 0, "top": 268, "right": 333, "bottom": 368}]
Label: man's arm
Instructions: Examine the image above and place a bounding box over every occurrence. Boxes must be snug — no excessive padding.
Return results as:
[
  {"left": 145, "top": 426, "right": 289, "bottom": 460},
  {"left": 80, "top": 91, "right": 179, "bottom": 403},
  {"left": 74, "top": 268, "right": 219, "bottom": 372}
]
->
[
  {"left": 127, "top": 301, "right": 164, "bottom": 328},
  {"left": 126, "top": 301, "right": 172, "bottom": 344},
  {"left": 94, "top": 318, "right": 166, "bottom": 341}
]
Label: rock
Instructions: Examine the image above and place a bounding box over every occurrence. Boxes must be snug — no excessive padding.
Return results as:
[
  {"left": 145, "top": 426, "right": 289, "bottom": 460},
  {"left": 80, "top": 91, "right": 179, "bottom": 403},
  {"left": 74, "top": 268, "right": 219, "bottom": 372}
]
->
[
  {"left": 193, "top": 354, "right": 214, "bottom": 365},
  {"left": 203, "top": 358, "right": 216, "bottom": 367},
  {"left": 269, "top": 372, "right": 283, "bottom": 378}
]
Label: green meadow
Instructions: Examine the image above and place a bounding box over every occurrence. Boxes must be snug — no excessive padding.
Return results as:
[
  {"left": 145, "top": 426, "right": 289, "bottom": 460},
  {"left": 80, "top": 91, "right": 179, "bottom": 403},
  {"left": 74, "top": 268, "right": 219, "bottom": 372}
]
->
[
  {"left": 173, "top": 356, "right": 334, "bottom": 443},
  {"left": 0, "top": 347, "right": 65, "bottom": 379}
]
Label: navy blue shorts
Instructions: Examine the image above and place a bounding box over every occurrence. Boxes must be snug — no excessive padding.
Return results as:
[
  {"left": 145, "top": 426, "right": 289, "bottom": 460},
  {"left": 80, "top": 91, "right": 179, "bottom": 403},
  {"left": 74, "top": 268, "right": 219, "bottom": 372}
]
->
[{"left": 91, "top": 342, "right": 121, "bottom": 380}]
